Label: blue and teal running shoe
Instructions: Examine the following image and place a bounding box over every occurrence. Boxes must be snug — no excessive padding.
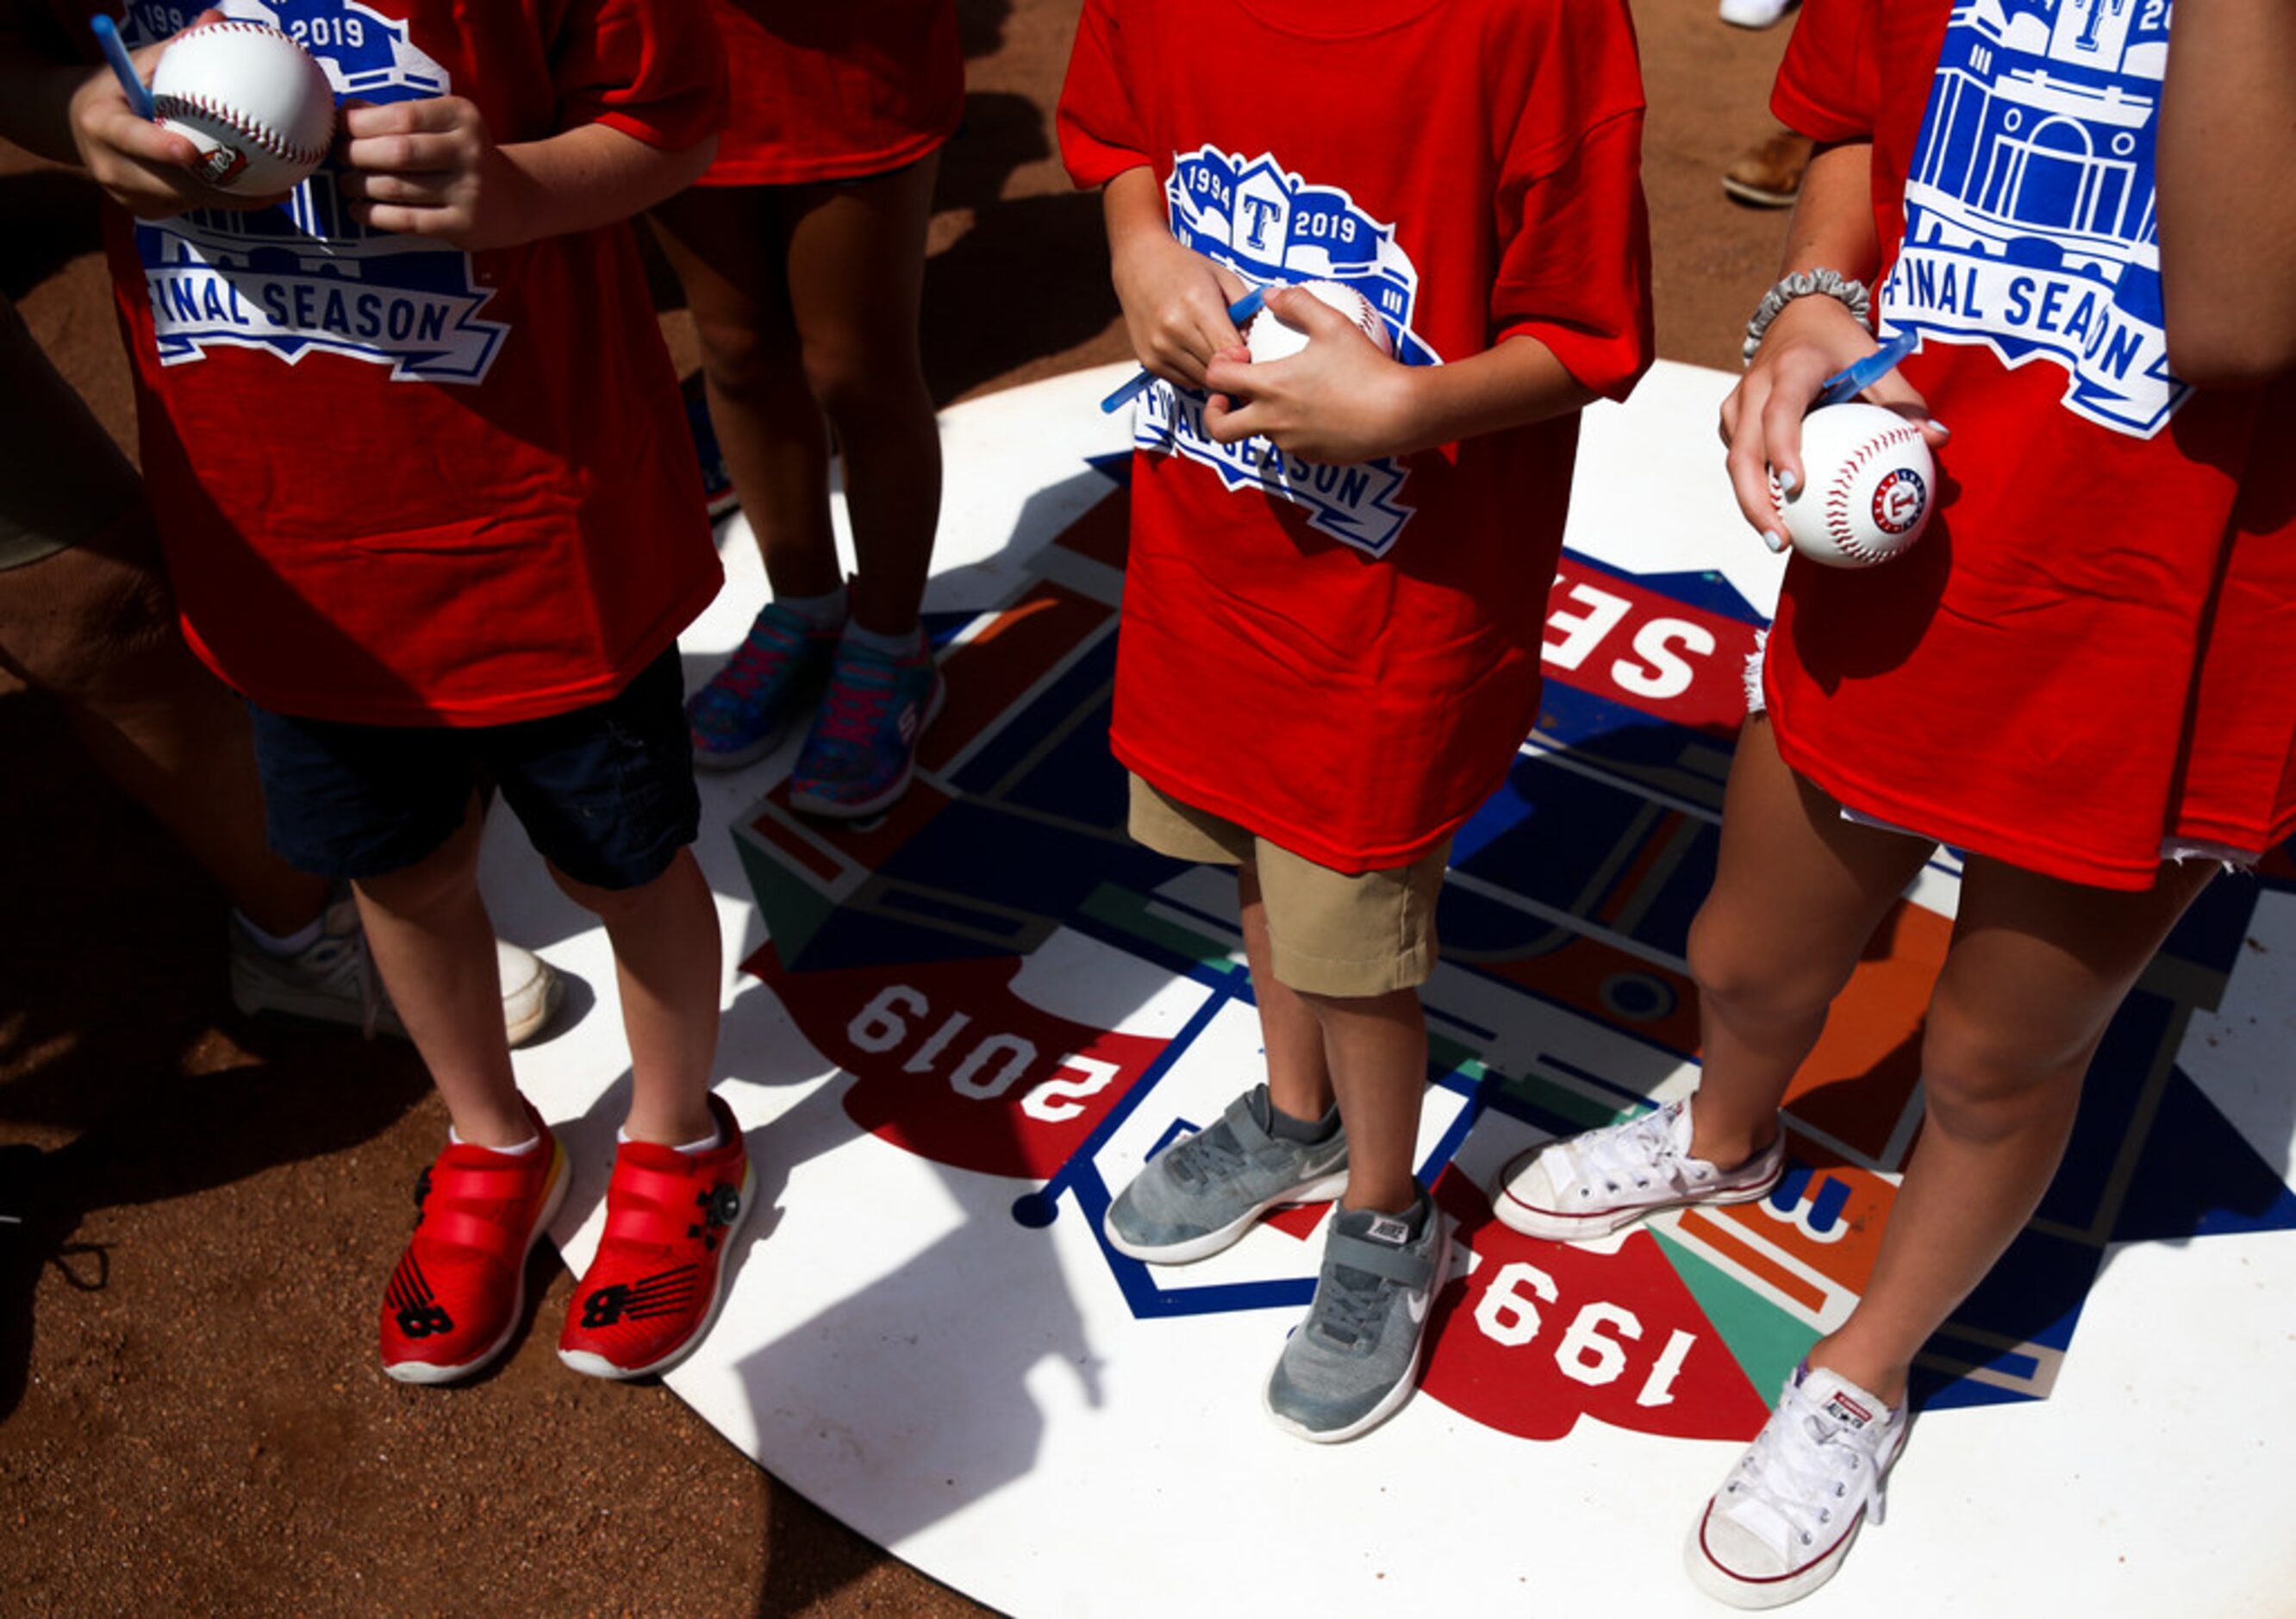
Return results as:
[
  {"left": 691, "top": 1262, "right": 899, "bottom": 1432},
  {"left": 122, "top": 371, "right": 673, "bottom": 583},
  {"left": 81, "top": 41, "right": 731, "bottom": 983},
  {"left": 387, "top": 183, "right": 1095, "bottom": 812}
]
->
[
  {"left": 788, "top": 635, "right": 946, "bottom": 817},
  {"left": 686, "top": 603, "right": 840, "bottom": 771}
]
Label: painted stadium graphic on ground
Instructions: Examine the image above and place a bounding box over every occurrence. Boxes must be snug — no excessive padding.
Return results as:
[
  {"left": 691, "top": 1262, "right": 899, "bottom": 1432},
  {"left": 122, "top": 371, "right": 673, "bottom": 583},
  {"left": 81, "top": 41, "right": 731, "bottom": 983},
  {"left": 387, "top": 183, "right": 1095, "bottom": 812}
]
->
[
  {"left": 1884, "top": 0, "right": 2186, "bottom": 435},
  {"left": 480, "top": 364, "right": 2293, "bottom": 1614},
  {"left": 723, "top": 438, "right": 2296, "bottom": 1453}
]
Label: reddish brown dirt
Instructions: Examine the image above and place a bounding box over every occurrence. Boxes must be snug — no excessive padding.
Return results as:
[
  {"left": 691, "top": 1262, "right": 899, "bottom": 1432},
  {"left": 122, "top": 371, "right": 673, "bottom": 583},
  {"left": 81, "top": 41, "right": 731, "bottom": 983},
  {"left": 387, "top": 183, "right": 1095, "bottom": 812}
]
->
[{"left": 1, "top": 2, "right": 1789, "bottom": 1610}]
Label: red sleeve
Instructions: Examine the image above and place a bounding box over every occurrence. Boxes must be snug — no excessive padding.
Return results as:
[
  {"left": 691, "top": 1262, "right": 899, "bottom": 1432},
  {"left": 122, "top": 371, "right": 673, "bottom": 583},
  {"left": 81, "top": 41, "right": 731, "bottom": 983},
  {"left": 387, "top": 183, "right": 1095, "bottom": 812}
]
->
[
  {"left": 552, "top": 0, "right": 727, "bottom": 152},
  {"left": 1771, "top": 0, "right": 1879, "bottom": 145},
  {"left": 1056, "top": 0, "right": 1149, "bottom": 188},
  {"left": 1490, "top": 0, "right": 1653, "bottom": 402}
]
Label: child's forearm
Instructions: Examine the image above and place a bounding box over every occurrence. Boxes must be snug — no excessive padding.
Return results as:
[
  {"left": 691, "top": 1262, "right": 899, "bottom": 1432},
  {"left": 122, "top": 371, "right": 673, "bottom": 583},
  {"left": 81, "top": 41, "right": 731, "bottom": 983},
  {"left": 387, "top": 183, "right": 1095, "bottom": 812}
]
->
[
  {"left": 1380, "top": 335, "right": 1595, "bottom": 458},
  {"left": 1101, "top": 163, "right": 1251, "bottom": 389},
  {"left": 1772, "top": 139, "right": 1880, "bottom": 284},
  {"left": 2157, "top": 0, "right": 2296, "bottom": 385},
  {"left": 341, "top": 100, "right": 717, "bottom": 252},
  {"left": 491, "top": 122, "right": 718, "bottom": 245}
]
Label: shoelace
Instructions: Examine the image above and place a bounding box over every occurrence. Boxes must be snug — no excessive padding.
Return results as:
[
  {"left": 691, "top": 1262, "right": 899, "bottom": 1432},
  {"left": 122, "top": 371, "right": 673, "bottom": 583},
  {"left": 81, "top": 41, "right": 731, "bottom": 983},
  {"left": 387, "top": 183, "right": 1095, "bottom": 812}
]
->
[
  {"left": 812, "top": 659, "right": 899, "bottom": 748},
  {"left": 1565, "top": 1102, "right": 1688, "bottom": 1197},
  {"left": 1312, "top": 1260, "right": 1393, "bottom": 1350},
  {"left": 1164, "top": 1120, "right": 1249, "bottom": 1189},
  {"left": 714, "top": 616, "right": 803, "bottom": 701},
  {"left": 1728, "top": 1386, "right": 1887, "bottom": 1554}
]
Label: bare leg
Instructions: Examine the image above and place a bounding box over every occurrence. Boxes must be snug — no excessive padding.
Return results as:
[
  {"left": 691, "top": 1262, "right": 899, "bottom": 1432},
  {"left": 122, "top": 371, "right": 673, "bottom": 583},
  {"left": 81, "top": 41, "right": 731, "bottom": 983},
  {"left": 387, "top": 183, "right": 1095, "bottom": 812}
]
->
[
  {"left": 781, "top": 156, "right": 943, "bottom": 638},
  {"left": 1238, "top": 860, "right": 1335, "bottom": 1124},
  {"left": 552, "top": 849, "right": 721, "bottom": 1147},
  {"left": 651, "top": 187, "right": 844, "bottom": 603},
  {"left": 350, "top": 797, "right": 524, "bottom": 1147},
  {"left": 1301, "top": 986, "right": 1427, "bottom": 1216},
  {"left": 1810, "top": 854, "right": 2215, "bottom": 1404},
  {"left": 652, "top": 157, "right": 944, "bottom": 634},
  {"left": 1685, "top": 716, "right": 1935, "bottom": 1165}
]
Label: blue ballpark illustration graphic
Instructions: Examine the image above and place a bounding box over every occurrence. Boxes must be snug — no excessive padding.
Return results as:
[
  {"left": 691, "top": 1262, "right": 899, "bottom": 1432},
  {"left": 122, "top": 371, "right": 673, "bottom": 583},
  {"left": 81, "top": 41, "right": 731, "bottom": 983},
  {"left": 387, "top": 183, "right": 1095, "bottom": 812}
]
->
[
  {"left": 1886, "top": 0, "right": 2186, "bottom": 435},
  {"left": 122, "top": 1, "right": 507, "bottom": 382}
]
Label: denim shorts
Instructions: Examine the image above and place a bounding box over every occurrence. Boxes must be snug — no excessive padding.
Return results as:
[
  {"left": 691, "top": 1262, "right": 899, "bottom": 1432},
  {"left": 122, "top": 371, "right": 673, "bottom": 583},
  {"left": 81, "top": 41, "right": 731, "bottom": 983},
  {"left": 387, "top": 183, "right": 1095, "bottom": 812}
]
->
[{"left": 248, "top": 647, "right": 700, "bottom": 891}]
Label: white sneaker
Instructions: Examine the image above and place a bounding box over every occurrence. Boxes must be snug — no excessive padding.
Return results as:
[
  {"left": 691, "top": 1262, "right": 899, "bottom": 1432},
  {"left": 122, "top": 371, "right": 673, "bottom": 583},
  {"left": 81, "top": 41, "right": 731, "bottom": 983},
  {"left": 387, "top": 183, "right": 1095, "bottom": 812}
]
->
[
  {"left": 1718, "top": 0, "right": 1797, "bottom": 26},
  {"left": 1490, "top": 1097, "right": 1784, "bottom": 1241},
  {"left": 1686, "top": 1364, "right": 1907, "bottom": 1608},
  {"left": 229, "top": 895, "right": 562, "bottom": 1047}
]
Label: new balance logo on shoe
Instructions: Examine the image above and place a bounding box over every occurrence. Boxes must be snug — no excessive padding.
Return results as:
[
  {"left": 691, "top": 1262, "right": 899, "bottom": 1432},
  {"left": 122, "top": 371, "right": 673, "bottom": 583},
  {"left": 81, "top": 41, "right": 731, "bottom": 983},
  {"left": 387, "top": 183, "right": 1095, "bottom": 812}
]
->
[
  {"left": 396, "top": 1303, "right": 454, "bottom": 1338},
  {"left": 577, "top": 1266, "right": 700, "bottom": 1328},
  {"left": 384, "top": 1253, "right": 454, "bottom": 1338}
]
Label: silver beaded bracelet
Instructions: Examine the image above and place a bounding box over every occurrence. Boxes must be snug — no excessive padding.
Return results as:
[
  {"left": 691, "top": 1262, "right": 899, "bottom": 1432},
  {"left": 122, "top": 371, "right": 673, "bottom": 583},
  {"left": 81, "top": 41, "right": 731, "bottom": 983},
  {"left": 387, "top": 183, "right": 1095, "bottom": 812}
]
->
[{"left": 1742, "top": 269, "right": 1872, "bottom": 364}]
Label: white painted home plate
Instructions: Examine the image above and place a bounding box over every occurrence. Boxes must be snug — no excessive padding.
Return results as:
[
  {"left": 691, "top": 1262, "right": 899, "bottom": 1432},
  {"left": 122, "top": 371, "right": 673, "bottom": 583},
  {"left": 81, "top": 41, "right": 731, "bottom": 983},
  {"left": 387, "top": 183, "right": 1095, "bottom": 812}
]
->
[{"left": 479, "top": 362, "right": 2296, "bottom": 1617}]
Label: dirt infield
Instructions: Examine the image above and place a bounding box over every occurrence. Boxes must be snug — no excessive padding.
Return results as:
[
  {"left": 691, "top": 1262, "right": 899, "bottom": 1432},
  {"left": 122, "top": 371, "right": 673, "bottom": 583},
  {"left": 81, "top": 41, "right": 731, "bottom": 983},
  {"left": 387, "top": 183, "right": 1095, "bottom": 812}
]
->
[{"left": 2, "top": 3, "right": 1789, "bottom": 1610}]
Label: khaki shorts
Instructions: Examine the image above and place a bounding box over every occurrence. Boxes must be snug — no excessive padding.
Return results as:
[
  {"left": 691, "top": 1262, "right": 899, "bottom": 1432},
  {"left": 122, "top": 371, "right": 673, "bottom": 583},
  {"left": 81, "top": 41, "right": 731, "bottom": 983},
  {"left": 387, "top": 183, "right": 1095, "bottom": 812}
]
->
[{"left": 1128, "top": 774, "right": 1446, "bottom": 997}]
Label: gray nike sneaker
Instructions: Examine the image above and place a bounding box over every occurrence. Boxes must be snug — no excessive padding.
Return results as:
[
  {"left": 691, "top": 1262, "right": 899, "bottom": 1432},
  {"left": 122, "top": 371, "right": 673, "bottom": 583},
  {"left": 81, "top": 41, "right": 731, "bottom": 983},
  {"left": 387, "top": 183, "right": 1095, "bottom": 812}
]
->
[
  {"left": 1263, "top": 1188, "right": 1450, "bottom": 1444},
  {"left": 1103, "top": 1085, "right": 1348, "bottom": 1264}
]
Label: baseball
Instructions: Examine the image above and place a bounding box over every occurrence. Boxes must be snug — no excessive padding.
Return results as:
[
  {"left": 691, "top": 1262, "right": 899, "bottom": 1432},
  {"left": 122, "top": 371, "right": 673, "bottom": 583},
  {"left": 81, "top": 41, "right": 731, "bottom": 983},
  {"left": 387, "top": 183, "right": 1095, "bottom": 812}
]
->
[
  {"left": 1245, "top": 281, "right": 1393, "bottom": 365},
  {"left": 1772, "top": 402, "right": 1935, "bottom": 568},
  {"left": 151, "top": 22, "right": 337, "bottom": 196}
]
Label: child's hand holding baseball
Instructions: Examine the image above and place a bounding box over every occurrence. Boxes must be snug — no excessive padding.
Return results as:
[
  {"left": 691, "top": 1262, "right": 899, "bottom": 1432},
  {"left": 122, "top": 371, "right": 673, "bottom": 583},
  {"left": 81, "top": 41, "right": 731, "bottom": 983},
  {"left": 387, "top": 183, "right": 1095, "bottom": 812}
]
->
[
  {"left": 65, "top": 9, "right": 253, "bottom": 218},
  {"left": 1201, "top": 285, "right": 1413, "bottom": 466},
  {"left": 337, "top": 97, "right": 536, "bottom": 250}
]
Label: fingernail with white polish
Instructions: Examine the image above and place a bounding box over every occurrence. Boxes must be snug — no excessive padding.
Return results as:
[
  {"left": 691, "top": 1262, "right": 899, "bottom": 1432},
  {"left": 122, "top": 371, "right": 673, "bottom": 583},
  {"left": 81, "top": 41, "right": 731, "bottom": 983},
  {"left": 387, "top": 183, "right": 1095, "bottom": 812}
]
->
[
  {"left": 1763, "top": 529, "right": 1788, "bottom": 554},
  {"left": 1775, "top": 468, "right": 1799, "bottom": 497}
]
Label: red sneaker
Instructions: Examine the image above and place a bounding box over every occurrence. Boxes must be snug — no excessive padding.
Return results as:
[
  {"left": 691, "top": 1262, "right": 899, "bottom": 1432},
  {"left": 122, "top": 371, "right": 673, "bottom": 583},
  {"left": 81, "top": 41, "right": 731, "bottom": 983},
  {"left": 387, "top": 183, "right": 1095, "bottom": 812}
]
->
[
  {"left": 558, "top": 1093, "right": 752, "bottom": 1379},
  {"left": 379, "top": 1103, "right": 569, "bottom": 1385}
]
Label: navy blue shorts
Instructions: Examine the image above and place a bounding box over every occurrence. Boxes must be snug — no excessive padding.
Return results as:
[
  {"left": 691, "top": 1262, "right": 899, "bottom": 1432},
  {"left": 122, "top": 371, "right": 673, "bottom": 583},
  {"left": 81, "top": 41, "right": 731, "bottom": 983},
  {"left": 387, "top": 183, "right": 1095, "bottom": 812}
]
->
[{"left": 248, "top": 647, "right": 700, "bottom": 891}]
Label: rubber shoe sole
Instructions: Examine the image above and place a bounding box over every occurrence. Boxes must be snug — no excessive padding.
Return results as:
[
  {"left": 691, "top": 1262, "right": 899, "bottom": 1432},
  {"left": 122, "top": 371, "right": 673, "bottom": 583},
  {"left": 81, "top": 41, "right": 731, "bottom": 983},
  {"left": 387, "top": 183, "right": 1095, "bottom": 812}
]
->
[
  {"left": 690, "top": 715, "right": 798, "bottom": 773},
  {"left": 1102, "top": 1168, "right": 1350, "bottom": 1266},
  {"left": 383, "top": 1141, "right": 570, "bottom": 1385},
  {"left": 558, "top": 1158, "right": 756, "bottom": 1382},
  {"left": 1683, "top": 1418, "right": 1909, "bottom": 1609}
]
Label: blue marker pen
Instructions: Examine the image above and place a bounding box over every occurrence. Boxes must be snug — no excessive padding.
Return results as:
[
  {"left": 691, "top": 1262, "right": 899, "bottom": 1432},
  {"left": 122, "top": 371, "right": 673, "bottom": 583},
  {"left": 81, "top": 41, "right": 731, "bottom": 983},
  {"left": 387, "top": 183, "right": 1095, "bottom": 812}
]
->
[
  {"left": 1099, "top": 285, "right": 1268, "bottom": 415},
  {"left": 90, "top": 15, "right": 156, "bottom": 121}
]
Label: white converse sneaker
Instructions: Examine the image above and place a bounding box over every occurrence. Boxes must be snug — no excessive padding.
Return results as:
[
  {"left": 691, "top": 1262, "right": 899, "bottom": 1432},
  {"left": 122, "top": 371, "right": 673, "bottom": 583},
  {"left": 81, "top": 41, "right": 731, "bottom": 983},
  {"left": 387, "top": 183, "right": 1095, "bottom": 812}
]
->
[
  {"left": 229, "top": 895, "right": 561, "bottom": 1047},
  {"left": 1490, "top": 1097, "right": 1784, "bottom": 1241},
  {"left": 1686, "top": 1364, "right": 1907, "bottom": 1609}
]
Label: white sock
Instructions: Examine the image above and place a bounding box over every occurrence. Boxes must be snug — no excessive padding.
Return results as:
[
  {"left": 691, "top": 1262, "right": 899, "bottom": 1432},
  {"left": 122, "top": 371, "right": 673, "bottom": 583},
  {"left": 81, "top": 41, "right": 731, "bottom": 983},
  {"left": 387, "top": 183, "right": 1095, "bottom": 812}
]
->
[
  {"left": 620, "top": 1124, "right": 724, "bottom": 1156},
  {"left": 841, "top": 618, "right": 925, "bottom": 659},
  {"left": 776, "top": 588, "right": 847, "bottom": 628},
  {"left": 450, "top": 1127, "right": 541, "bottom": 1155},
  {"left": 237, "top": 910, "right": 324, "bottom": 956}
]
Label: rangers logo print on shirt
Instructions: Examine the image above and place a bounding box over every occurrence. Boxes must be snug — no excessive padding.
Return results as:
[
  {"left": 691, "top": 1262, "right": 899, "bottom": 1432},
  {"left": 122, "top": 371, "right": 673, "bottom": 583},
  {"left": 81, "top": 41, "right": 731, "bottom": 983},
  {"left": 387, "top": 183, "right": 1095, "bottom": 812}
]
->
[
  {"left": 121, "top": 1, "right": 508, "bottom": 383},
  {"left": 1139, "top": 147, "right": 1436, "bottom": 559},
  {"left": 1884, "top": 0, "right": 2185, "bottom": 436}
]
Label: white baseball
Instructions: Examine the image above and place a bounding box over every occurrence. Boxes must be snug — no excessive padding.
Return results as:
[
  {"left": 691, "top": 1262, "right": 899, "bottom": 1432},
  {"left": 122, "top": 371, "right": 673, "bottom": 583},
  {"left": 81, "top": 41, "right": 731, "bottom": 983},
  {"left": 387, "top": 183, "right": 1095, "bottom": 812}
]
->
[
  {"left": 151, "top": 22, "right": 337, "bottom": 195},
  {"left": 1245, "top": 280, "right": 1393, "bottom": 364},
  {"left": 1772, "top": 402, "right": 1936, "bottom": 568}
]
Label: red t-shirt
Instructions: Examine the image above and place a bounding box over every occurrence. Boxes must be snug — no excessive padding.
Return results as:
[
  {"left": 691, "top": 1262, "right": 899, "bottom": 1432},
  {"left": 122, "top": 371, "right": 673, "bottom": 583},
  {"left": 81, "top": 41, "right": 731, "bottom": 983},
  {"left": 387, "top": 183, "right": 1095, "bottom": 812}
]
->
[
  {"left": 1766, "top": 0, "right": 2296, "bottom": 886},
  {"left": 54, "top": 0, "right": 727, "bottom": 727},
  {"left": 696, "top": 0, "right": 963, "bottom": 187},
  {"left": 1059, "top": 0, "right": 1652, "bottom": 872}
]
